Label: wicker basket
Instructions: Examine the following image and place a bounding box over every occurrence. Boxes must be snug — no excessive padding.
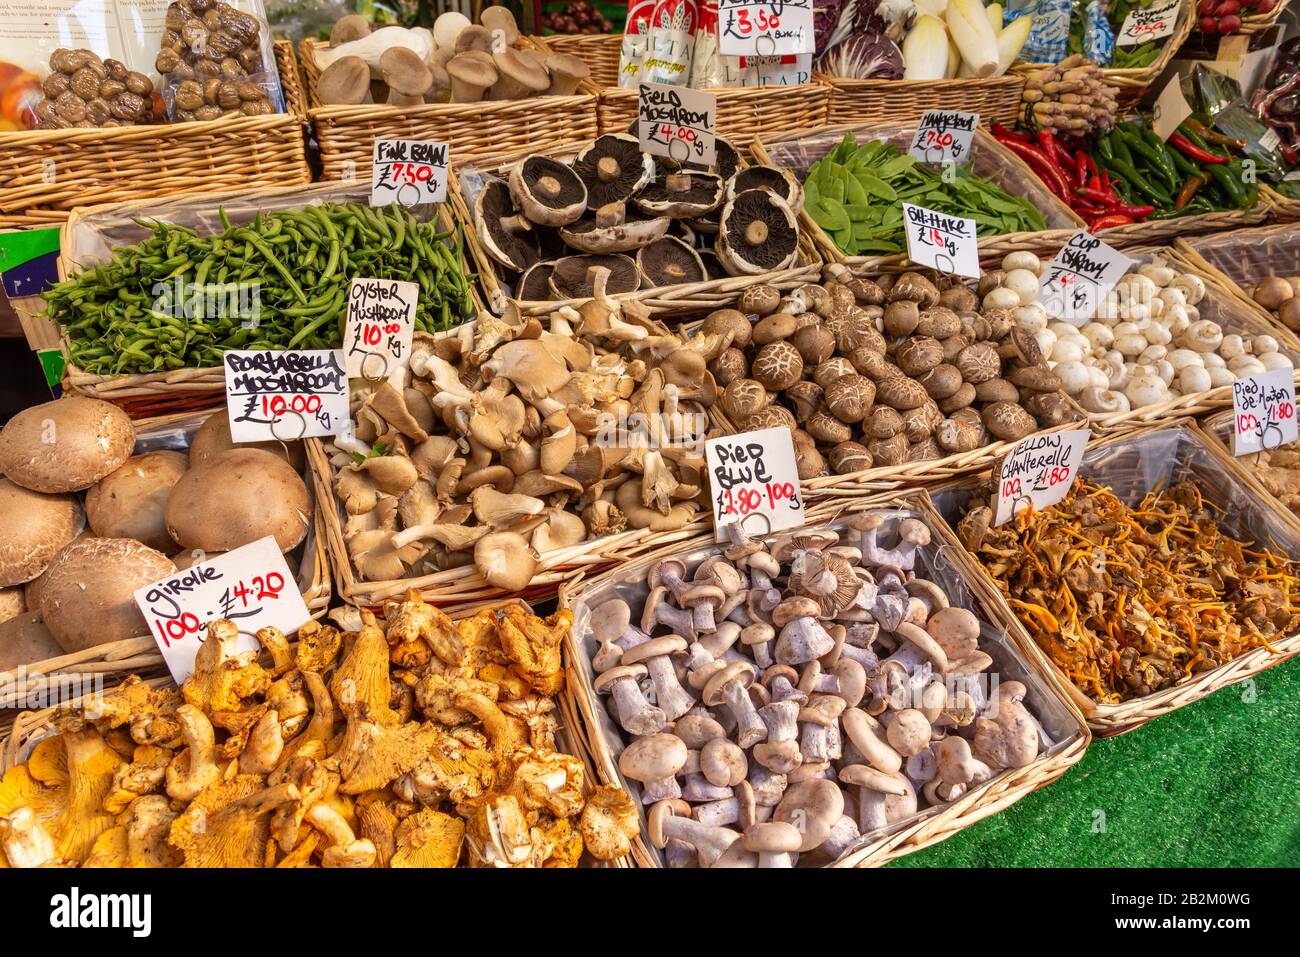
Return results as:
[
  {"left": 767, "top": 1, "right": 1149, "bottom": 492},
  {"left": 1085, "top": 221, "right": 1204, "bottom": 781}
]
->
[
  {"left": 0, "top": 408, "right": 332, "bottom": 721},
  {"left": 1226, "top": 0, "right": 1291, "bottom": 34},
  {"left": 0, "top": 41, "right": 310, "bottom": 233},
  {"left": 300, "top": 36, "right": 598, "bottom": 181},
  {"left": 43, "top": 180, "right": 483, "bottom": 418},
  {"left": 753, "top": 122, "right": 1085, "bottom": 272},
  {"left": 928, "top": 419, "right": 1300, "bottom": 736},
  {"left": 534, "top": 33, "right": 625, "bottom": 87},
  {"left": 1200, "top": 407, "right": 1300, "bottom": 528},
  {"left": 1175, "top": 219, "right": 1300, "bottom": 329},
  {"left": 450, "top": 139, "right": 823, "bottom": 316},
  {"left": 1263, "top": 183, "right": 1300, "bottom": 221},
  {"left": 820, "top": 74, "right": 1026, "bottom": 129},
  {"left": 558, "top": 491, "right": 1090, "bottom": 867}
]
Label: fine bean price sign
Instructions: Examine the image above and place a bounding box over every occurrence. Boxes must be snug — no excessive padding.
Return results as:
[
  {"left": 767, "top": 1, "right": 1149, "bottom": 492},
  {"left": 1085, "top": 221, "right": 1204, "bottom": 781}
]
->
[
  {"left": 1117, "top": 0, "right": 1180, "bottom": 47},
  {"left": 638, "top": 82, "right": 717, "bottom": 166},
  {"left": 718, "top": 0, "right": 814, "bottom": 57},
  {"left": 223, "top": 348, "right": 350, "bottom": 442},
  {"left": 902, "top": 203, "right": 980, "bottom": 278},
  {"left": 344, "top": 278, "right": 418, "bottom": 380},
  {"left": 994, "top": 428, "right": 1092, "bottom": 526},
  {"left": 135, "top": 537, "right": 311, "bottom": 684},
  {"left": 371, "top": 139, "right": 449, "bottom": 207},
  {"left": 909, "top": 110, "right": 979, "bottom": 167},
  {"left": 705, "top": 427, "right": 805, "bottom": 542},
  {"left": 1038, "top": 230, "right": 1134, "bottom": 325},
  {"left": 1232, "top": 367, "right": 1298, "bottom": 455}
]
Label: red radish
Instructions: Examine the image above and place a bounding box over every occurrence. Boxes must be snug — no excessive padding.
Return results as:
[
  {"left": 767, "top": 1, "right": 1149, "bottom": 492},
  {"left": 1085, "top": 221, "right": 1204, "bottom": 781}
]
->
[
  {"left": 1220, "top": 12, "right": 1242, "bottom": 29},
  {"left": 1198, "top": 0, "right": 1217, "bottom": 11},
  {"left": 1217, "top": 0, "right": 1240, "bottom": 14},
  {"left": 1256, "top": 0, "right": 1276, "bottom": 11},
  {"left": 1200, "top": 14, "right": 1220, "bottom": 30}
]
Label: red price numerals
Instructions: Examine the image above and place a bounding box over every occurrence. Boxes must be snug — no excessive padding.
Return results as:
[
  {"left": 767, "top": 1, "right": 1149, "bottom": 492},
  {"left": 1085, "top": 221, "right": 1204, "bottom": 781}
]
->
[
  {"left": 152, "top": 612, "right": 202, "bottom": 648},
  {"left": 259, "top": 394, "right": 322, "bottom": 417},
  {"left": 1001, "top": 476, "right": 1022, "bottom": 500},
  {"left": 719, "top": 482, "right": 799, "bottom": 517},
  {"left": 359, "top": 322, "right": 402, "bottom": 345},
  {"left": 735, "top": 8, "right": 780, "bottom": 35},
  {"left": 1036, "top": 466, "right": 1073, "bottom": 488},
  {"left": 1271, "top": 401, "right": 1295, "bottom": 421},
  {"left": 656, "top": 123, "right": 705, "bottom": 158},
  {"left": 223, "top": 572, "right": 287, "bottom": 611},
  {"left": 923, "top": 129, "right": 955, "bottom": 149},
  {"left": 385, "top": 162, "right": 436, "bottom": 185}
]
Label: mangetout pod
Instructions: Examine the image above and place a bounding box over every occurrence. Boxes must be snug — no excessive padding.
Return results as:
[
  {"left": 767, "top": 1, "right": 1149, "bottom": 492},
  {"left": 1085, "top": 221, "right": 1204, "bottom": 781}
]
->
[
  {"left": 0, "top": 396, "right": 134, "bottom": 493},
  {"left": 0, "top": 479, "right": 85, "bottom": 586}
]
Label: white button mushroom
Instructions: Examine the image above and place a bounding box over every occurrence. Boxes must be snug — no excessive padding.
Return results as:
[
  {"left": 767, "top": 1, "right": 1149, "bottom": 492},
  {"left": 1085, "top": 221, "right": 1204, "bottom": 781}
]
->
[
  {"left": 1178, "top": 365, "right": 1212, "bottom": 393},
  {"left": 1202, "top": 352, "right": 1226, "bottom": 369},
  {"left": 1115, "top": 333, "right": 1147, "bottom": 358},
  {"left": 1138, "top": 344, "right": 1167, "bottom": 365},
  {"left": 1219, "top": 334, "right": 1246, "bottom": 360},
  {"left": 1087, "top": 365, "right": 1110, "bottom": 390},
  {"left": 1253, "top": 335, "right": 1279, "bottom": 356},
  {"left": 1260, "top": 352, "right": 1294, "bottom": 372},
  {"left": 1208, "top": 366, "right": 1236, "bottom": 388},
  {"left": 1228, "top": 355, "right": 1267, "bottom": 377},
  {"left": 1124, "top": 373, "right": 1169, "bottom": 409},
  {"left": 1182, "top": 320, "right": 1223, "bottom": 353},
  {"left": 1051, "top": 338, "right": 1084, "bottom": 365},
  {"left": 1055, "top": 361, "right": 1091, "bottom": 394},
  {"left": 1003, "top": 269, "right": 1041, "bottom": 306},
  {"left": 1014, "top": 304, "right": 1048, "bottom": 333},
  {"left": 1081, "top": 322, "right": 1114, "bottom": 352},
  {"left": 1001, "top": 251, "right": 1041, "bottom": 273},
  {"left": 1166, "top": 349, "right": 1204, "bottom": 372},
  {"left": 982, "top": 286, "right": 1020, "bottom": 311}
]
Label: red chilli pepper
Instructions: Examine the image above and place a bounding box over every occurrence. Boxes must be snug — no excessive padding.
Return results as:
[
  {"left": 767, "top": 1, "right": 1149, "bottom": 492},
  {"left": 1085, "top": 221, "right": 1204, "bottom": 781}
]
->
[
  {"left": 1089, "top": 213, "right": 1136, "bottom": 229},
  {"left": 1168, "top": 133, "right": 1230, "bottom": 164},
  {"left": 992, "top": 122, "right": 1032, "bottom": 144},
  {"left": 1076, "top": 152, "right": 1089, "bottom": 186},
  {"left": 1106, "top": 203, "right": 1154, "bottom": 219},
  {"left": 1000, "top": 137, "right": 1073, "bottom": 199},
  {"left": 1037, "top": 130, "right": 1074, "bottom": 184}
]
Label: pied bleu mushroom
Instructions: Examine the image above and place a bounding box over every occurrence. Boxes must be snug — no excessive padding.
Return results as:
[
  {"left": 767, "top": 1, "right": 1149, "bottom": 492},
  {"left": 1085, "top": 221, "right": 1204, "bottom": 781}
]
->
[
  {"left": 742, "top": 821, "right": 802, "bottom": 868},
  {"left": 841, "top": 707, "right": 903, "bottom": 774},
  {"left": 973, "top": 681, "right": 1040, "bottom": 769},
  {"left": 799, "top": 695, "right": 847, "bottom": 764},
  {"left": 773, "top": 777, "right": 844, "bottom": 852},
  {"left": 727, "top": 164, "right": 804, "bottom": 214},
  {"left": 621, "top": 635, "right": 695, "bottom": 721},
  {"left": 508, "top": 155, "right": 587, "bottom": 226},
  {"left": 648, "top": 557, "right": 691, "bottom": 602},
  {"left": 619, "top": 732, "right": 688, "bottom": 803},
  {"left": 490, "top": 47, "right": 549, "bottom": 99},
  {"left": 682, "top": 581, "right": 725, "bottom": 633},
  {"left": 641, "top": 585, "right": 697, "bottom": 638},
  {"left": 636, "top": 236, "right": 706, "bottom": 288},
  {"left": 716, "top": 188, "right": 798, "bottom": 277},
  {"left": 754, "top": 699, "right": 802, "bottom": 773},
  {"left": 693, "top": 782, "right": 756, "bottom": 829},
  {"left": 648, "top": 799, "right": 740, "bottom": 866},
  {"left": 703, "top": 661, "right": 767, "bottom": 748},
  {"left": 740, "top": 622, "right": 775, "bottom": 668},
  {"left": 596, "top": 663, "right": 666, "bottom": 736},
  {"left": 839, "top": 763, "right": 908, "bottom": 834},
  {"left": 762, "top": 664, "right": 807, "bottom": 705},
  {"left": 559, "top": 202, "right": 671, "bottom": 254},
  {"left": 931, "top": 735, "right": 994, "bottom": 804},
  {"left": 701, "top": 737, "right": 748, "bottom": 789},
  {"left": 548, "top": 254, "right": 639, "bottom": 299},
  {"left": 680, "top": 754, "right": 735, "bottom": 803},
  {"left": 773, "top": 598, "right": 835, "bottom": 664},
  {"left": 475, "top": 179, "right": 539, "bottom": 272},
  {"left": 885, "top": 708, "right": 932, "bottom": 758}
]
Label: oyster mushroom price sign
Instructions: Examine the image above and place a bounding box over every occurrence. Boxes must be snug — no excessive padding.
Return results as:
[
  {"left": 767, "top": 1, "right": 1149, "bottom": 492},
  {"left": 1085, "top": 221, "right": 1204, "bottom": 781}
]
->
[
  {"left": 344, "top": 278, "right": 418, "bottom": 380},
  {"left": 1116, "top": 0, "right": 1180, "bottom": 47},
  {"left": 901, "top": 203, "right": 980, "bottom": 279},
  {"left": 1232, "top": 367, "right": 1299, "bottom": 455},
  {"left": 638, "top": 82, "right": 717, "bottom": 166},
  {"left": 371, "top": 139, "right": 449, "bottom": 206},
  {"left": 134, "top": 537, "right": 310, "bottom": 684},
  {"left": 223, "top": 348, "right": 350, "bottom": 443},
  {"left": 908, "top": 110, "right": 979, "bottom": 167},
  {"left": 1038, "top": 230, "right": 1134, "bottom": 325},
  {"left": 994, "top": 428, "right": 1092, "bottom": 526},
  {"left": 718, "top": 0, "right": 814, "bottom": 57},
  {"left": 705, "top": 426, "right": 805, "bottom": 542}
]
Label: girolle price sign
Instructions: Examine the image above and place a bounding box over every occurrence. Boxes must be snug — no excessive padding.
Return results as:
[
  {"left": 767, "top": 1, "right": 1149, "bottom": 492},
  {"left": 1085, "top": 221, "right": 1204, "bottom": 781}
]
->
[
  {"left": 705, "top": 427, "right": 805, "bottom": 542},
  {"left": 994, "top": 428, "right": 1092, "bottom": 526},
  {"left": 1232, "top": 367, "right": 1298, "bottom": 455}
]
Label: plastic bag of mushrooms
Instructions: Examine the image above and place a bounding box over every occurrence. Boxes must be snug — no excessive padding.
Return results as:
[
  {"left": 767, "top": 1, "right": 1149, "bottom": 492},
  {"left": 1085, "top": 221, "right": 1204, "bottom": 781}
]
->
[
  {"left": 571, "top": 512, "right": 1065, "bottom": 867},
  {"left": 465, "top": 131, "right": 808, "bottom": 302},
  {"left": 324, "top": 286, "right": 729, "bottom": 595}
]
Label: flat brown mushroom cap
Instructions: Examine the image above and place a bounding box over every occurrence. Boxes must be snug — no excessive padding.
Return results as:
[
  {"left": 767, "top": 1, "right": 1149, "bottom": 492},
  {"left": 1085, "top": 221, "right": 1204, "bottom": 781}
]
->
[
  {"left": 0, "top": 480, "right": 84, "bottom": 586},
  {"left": 573, "top": 134, "right": 654, "bottom": 209},
  {"left": 716, "top": 189, "right": 798, "bottom": 277},
  {"left": 636, "top": 236, "right": 706, "bottom": 288}
]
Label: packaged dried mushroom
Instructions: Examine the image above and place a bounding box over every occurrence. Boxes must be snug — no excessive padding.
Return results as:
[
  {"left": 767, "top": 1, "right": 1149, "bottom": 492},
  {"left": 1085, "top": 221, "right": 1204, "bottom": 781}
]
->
[
  {"left": 34, "top": 49, "right": 158, "bottom": 129},
  {"left": 156, "top": 0, "right": 277, "bottom": 120}
]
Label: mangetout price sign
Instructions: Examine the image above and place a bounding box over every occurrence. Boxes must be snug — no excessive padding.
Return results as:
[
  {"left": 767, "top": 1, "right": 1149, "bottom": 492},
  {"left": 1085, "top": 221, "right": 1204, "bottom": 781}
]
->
[
  {"left": 705, "top": 427, "right": 805, "bottom": 542},
  {"left": 994, "top": 428, "right": 1092, "bottom": 526},
  {"left": 718, "top": 0, "right": 814, "bottom": 56}
]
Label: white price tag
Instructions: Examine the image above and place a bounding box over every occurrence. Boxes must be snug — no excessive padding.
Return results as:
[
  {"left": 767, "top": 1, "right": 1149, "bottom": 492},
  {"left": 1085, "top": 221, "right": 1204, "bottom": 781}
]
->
[
  {"left": 902, "top": 203, "right": 980, "bottom": 278},
  {"left": 223, "top": 349, "right": 350, "bottom": 443},
  {"left": 344, "top": 278, "right": 418, "bottom": 381},
  {"left": 705, "top": 427, "right": 805, "bottom": 542},
  {"left": 135, "top": 537, "right": 311, "bottom": 684},
  {"left": 1038, "top": 230, "right": 1135, "bottom": 325},
  {"left": 994, "top": 429, "right": 1092, "bottom": 526},
  {"left": 1116, "top": 0, "right": 1180, "bottom": 47},
  {"left": 638, "top": 82, "right": 718, "bottom": 166},
  {"left": 1152, "top": 74, "right": 1193, "bottom": 142},
  {"left": 909, "top": 110, "right": 979, "bottom": 167},
  {"left": 1261, "top": 128, "right": 1282, "bottom": 152},
  {"left": 1232, "top": 368, "right": 1299, "bottom": 455},
  {"left": 718, "top": 0, "right": 814, "bottom": 56},
  {"left": 371, "top": 139, "right": 449, "bottom": 207}
]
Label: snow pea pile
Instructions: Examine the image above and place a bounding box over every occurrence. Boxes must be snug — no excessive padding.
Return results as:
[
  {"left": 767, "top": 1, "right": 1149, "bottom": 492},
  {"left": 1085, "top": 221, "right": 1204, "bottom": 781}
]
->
[{"left": 44, "top": 202, "right": 476, "bottom": 376}]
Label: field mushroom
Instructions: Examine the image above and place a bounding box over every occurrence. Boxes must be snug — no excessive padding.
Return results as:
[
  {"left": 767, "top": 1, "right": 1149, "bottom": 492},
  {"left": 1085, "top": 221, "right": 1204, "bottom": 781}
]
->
[
  {"left": 0, "top": 396, "right": 134, "bottom": 493},
  {"left": 0, "top": 480, "right": 84, "bottom": 586},
  {"left": 509, "top": 155, "right": 587, "bottom": 226},
  {"left": 636, "top": 237, "right": 706, "bottom": 287},
  {"left": 475, "top": 179, "right": 539, "bottom": 272},
  {"left": 717, "top": 189, "right": 798, "bottom": 275},
  {"left": 573, "top": 134, "right": 655, "bottom": 210}
]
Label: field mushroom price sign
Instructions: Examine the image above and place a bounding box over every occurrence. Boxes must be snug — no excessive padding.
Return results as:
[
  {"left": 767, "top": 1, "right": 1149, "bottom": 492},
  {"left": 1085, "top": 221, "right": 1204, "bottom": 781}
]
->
[
  {"left": 717, "top": 0, "right": 814, "bottom": 57},
  {"left": 705, "top": 427, "right": 805, "bottom": 542},
  {"left": 1116, "top": 0, "right": 1180, "bottom": 46},
  {"left": 134, "top": 537, "right": 310, "bottom": 684},
  {"left": 344, "top": 278, "right": 418, "bottom": 380},
  {"left": 223, "top": 348, "right": 350, "bottom": 443},
  {"left": 908, "top": 110, "right": 979, "bottom": 167},
  {"left": 901, "top": 203, "right": 980, "bottom": 279},
  {"left": 371, "top": 139, "right": 449, "bottom": 207},
  {"left": 1038, "top": 230, "right": 1134, "bottom": 324},
  {"left": 1232, "top": 367, "right": 1299, "bottom": 455},
  {"left": 638, "top": 82, "right": 717, "bottom": 166},
  {"left": 994, "top": 428, "right": 1092, "bottom": 526}
]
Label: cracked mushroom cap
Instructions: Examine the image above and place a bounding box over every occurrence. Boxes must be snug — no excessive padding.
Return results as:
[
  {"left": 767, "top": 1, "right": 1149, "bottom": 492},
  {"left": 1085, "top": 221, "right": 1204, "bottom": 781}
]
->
[
  {"left": 509, "top": 155, "right": 587, "bottom": 226},
  {"left": 560, "top": 203, "right": 670, "bottom": 254},
  {"left": 0, "top": 396, "right": 134, "bottom": 493},
  {"left": 635, "top": 171, "right": 724, "bottom": 219},
  {"left": 636, "top": 236, "right": 706, "bottom": 288},
  {"left": 726, "top": 165, "right": 804, "bottom": 213},
  {"left": 475, "top": 178, "right": 540, "bottom": 273},
  {"left": 548, "top": 254, "right": 638, "bottom": 299},
  {"left": 716, "top": 189, "right": 798, "bottom": 277},
  {"left": 573, "top": 133, "right": 655, "bottom": 210}
]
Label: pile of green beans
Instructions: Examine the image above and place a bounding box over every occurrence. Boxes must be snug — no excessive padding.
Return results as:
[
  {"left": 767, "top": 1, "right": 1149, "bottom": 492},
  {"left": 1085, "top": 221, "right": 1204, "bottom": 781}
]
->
[{"left": 44, "top": 201, "right": 476, "bottom": 376}]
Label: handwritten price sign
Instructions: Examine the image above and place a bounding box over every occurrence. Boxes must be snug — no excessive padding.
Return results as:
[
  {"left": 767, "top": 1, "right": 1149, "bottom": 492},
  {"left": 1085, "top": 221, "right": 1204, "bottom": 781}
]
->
[
  {"left": 1233, "top": 368, "right": 1299, "bottom": 455},
  {"left": 994, "top": 429, "right": 1092, "bottom": 526},
  {"left": 638, "top": 82, "right": 717, "bottom": 166},
  {"left": 135, "top": 537, "right": 311, "bottom": 683},
  {"left": 909, "top": 110, "right": 979, "bottom": 167},
  {"left": 1117, "top": 0, "right": 1180, "bottom": 47},
  {"left": 1039, "top": 230, "right": 1134, "bottom": 325},
  {"left": 223, "top": 348, "right": 350, "bottom": 443},
  {"left": 371, "top": 139, "right": 449, "bottom": 207},
  {"left": 706, "top": 427, "right": 805, "bottom": 541},
  {"left": 718, "top": 0, "right": 814, "bottom": 57},
  {"left": 902, "top": 203, "right": 980, "bottom": 278},
  {"left": 344, "top": 278, "right": 418, "bottom": 381}
]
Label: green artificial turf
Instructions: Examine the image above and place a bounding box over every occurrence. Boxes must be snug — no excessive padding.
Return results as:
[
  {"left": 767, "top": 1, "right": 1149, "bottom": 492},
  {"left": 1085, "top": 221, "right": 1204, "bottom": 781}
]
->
[{"left": 893, "top": 657, "right": 1300, "bottom": 868}]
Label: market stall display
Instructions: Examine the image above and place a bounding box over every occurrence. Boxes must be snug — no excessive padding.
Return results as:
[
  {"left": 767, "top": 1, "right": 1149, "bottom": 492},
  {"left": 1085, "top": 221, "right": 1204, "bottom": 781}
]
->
[{"left": 1176, "top": 220, "right": 1300, "bottom": 332}]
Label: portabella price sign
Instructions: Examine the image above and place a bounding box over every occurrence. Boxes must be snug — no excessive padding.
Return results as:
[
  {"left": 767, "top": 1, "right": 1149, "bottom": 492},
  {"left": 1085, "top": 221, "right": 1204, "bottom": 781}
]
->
[
  {"left": 1117, "top": 0, "right": 1180, "bottom": 47},
  {"left": 223, "top": 348, "right": 350, "bottom": 442},
  {"left": 705, "top": 426, "right": 805, "bottom": 542},
  {"left": 1232, "top": 367, "right": 1298, "bottom": 455},
  {"left": 1038, "top": 230, "right": 1134, "bottom": 325},
  {"left": 718, "top": 0, "right": 814, "bottom": 57},
  {"left": 994, "top": 428, "right": 1092, "bottom": 526},
  {"left": 371, "top": 138, "right": 449, "bottom": 207},
  {"left": 134, "top": 537, "right": 311, "bottom": 684},
  {"left": 637, "top": 82, "right": 717, "bottom": 165},
  {"left": 344, "top": 277, "right": 418, "bottom": 381},
  {"left": 908, "top": 110, "right": 979, "bottom": 167},
  {"left": 902, "top": 203, "right": 980, "bottom": 278}
]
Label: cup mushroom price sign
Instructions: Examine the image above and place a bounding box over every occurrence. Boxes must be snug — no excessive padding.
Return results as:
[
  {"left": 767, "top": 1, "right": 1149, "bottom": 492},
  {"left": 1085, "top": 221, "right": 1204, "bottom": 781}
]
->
[
  {"left": 1116, "top": 0, "right": 1180, "bottom": 47},
  {"left": 994, "top": 428, "right": 1092, "bottom": 526},
  {"left": 901, "top": 203, "right": 980, "bottom": 279},
  {"left": 371, "top": 139, "right": 449, "bottom": 207},
  {"left": 908, "top": 110, "right": 979, "bottom": 167},
  {"left": 1038, "top": 230, "right": 1134, "bottom": 325},
  {"left": 344, "top": 278, "right": 418, "bottom": 380},
  {"left": 1232, "top": 367, "right": 1299, "bottom": 455},
  {"left": 637, "top": 82, "right": 717, "bottom": 166},
  {"left": 223, "top": 348, "right": 350, "bottom": 443},
  {"left": 134, "top": 537, "right": 311, "bottom": 684},
  {"left": 705, "top": 426, "right": 805, "bottom": 542},
  {"left": 717, "top": 0, "right": 814, "bottom": 57}
]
